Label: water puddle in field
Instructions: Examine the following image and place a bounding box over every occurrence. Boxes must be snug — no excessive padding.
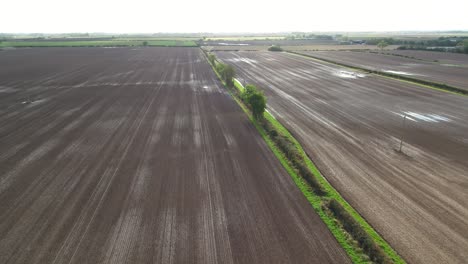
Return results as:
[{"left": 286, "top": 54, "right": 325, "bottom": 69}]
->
[
  {"left": 383, "top": 70, "right": 416, "bottom": 76},
  {"left": 226, "top": 58, "right": 257, "bottom": 65},
  {"left": 218, "top": 43, "right": 249, "bottom": 46},
  {"left": 393, "top": 111, "right": 451, "bottom": 123},
  {"left": 334, "top": 70, "right": 366, "bottom": 79},
  {"left": 441, "top": 64, "right": 464, "bottom": 68}
]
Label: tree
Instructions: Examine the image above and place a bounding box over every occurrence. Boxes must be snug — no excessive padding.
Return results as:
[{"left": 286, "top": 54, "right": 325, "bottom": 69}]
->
[
  {"left": 142, "top": 41, "right": 148, "bottom": 46},
  {"left": 215, "top": 63, "right": 235, "bottom": 87},
  {"left": 242, "top": 84, "right": 266, "bottom": 119},
  {"left": 208, "top": 54, "right": 216, "bottom": 65},
  {"left": 377, "top": 40, "right": 388, "bottom": 51},
  {"left": 222, "top": 64, "right": 235, "bottom": 87},
  {"left": 249, "top": 91, "right": 266, "bottom": 119}
]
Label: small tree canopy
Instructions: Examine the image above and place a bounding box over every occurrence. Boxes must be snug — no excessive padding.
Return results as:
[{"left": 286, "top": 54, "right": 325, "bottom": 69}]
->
[
  {"left": 214, "top": 63, "right": 235, "bottom": 87},
  {"left": 208, "top": 54, "right": 216, "bottom": 65},
  {"left": 223, "top": 64, "right": 235, "bottom": 87},
  {"left": 377, "top": 40, "right": 388, "bottom": 51},
  {"left": 242, "top": 84, "right": 266, "bottom": 119},
  {"left": 249, "top": 91, "right": 266, "bottom": 119}
]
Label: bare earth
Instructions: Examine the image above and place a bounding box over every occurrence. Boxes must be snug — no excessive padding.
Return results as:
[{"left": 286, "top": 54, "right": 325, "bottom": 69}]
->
[
  {"left": 383, "top": 50, "right": 468, "bottom": 66},
  {"left": 215, "top": 51, "right": 468, "bottom": 264},
  {"left": 203, "top": 45, "right": 399, "bottom": 52},
  {"left": 0, "top": 48, "right": 350, "bottom": 264},
  {"left": 296, "top": 50, "right": 468, "bottom": 91}
]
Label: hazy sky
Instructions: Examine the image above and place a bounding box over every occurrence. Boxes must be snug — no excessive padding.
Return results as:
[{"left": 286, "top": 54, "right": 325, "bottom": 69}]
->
[{"left": 2, "top": 0, "right": 467, "bottom": 33}]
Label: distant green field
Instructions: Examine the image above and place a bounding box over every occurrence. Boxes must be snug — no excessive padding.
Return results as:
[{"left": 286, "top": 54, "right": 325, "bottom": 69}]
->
[
  {"left": 0, "top": 39, "right": 198, "bottom": 47},
  {"left": 206, "top": 36, "right": 285, "bottom": 41}
]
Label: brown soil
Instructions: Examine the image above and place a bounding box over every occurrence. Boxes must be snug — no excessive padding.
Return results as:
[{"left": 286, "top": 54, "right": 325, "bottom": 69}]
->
[
  {"left": 0, "top": 47, "right": 350, "bottom": 264},
  {"left": 296, "top": 50, "right": 468, "bottom": 91},
  {"left": 215, "top": 50, "right": 468, "bottom": 264}
]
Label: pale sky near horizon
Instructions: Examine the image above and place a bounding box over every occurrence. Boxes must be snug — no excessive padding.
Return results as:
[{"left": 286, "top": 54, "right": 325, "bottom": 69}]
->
[{"left": 2, "top": 0, "right": 467, "bottom": 33}]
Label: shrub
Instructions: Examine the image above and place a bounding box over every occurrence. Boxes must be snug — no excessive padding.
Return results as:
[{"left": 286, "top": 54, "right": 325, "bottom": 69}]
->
[
  {"left": 142, "top": 41, "right": 148, "bottom": 46},
  {"left": 215, "top": 63, "right": 235, "bottom": 87},
  {"left": 258, "top": 113, "right": 325, "bottom": 195},
  {"left": 242, "top": 84, "right": 266, "bottom": 119},
  {"left": 208, "top": 54, "right": 216, "bottom": 65},
  {"left": 296, "top": 163, "right": 325, "bottom": 195},
  {"left": 328, "top": 199, "right": 391, "bottom": 264},
  {"left": 268, "top": 45, "right": 283, "bottom": 52}
]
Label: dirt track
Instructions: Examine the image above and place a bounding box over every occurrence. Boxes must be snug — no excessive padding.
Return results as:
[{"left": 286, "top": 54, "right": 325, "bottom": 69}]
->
[
  {"left": 215, "top": 51, "right": 468, "bottom": 264},
  {"left": 297, "top": 50, "right": 468, "bottom": 91},
  {"left": 0, "top": 48, "right": 350, "bottom": 264}
]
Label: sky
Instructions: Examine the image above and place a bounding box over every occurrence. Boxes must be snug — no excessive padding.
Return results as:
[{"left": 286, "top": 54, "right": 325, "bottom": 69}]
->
[{"left": 2, "top": 0, "right": 468, "bottom": 33}]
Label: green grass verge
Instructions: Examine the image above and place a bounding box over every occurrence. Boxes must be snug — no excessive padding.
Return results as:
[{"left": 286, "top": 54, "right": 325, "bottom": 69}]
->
[
  {"left": 202, "top": 49, "right": 404, "bottom": 263},
  {"left": 233, "top": 78, "right": 245, "bottom": 93},
  {"left": 264, "top": 111, "right": 404, "bottom": 264},
  {"left": 0, "top": 40, "right": 198, "bottom": 47},
  {"left": 286, "top": 51, "right": 467, "bottom": 97}
]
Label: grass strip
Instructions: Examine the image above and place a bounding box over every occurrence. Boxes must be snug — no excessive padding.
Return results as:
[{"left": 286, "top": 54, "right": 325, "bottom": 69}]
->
[
  {"left": 201, "top": 49, "right": 405, "bottom": 264},
  {"left": 286, "top": 51, "right": 468, "bottom": 97}
]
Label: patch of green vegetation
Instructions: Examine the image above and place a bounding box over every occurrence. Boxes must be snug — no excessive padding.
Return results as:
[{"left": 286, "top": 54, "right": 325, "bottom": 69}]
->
[
  {"left": 0, "top": 39, "right": 198, "bottom": 47},
  {"left": 233, "top": 79, "right": 245, "bottom": 93},
  {"left": 268, "top": 45, "right": 283, "bottom": 51}
]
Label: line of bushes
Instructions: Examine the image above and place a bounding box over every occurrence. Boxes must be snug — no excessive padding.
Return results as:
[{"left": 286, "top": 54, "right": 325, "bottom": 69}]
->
[
  {"left": 287, "top": 51, "right": 467, "bottom": 96},
  {"left": 203, "top": 50, "right": 399, "bottom": 263},
  {"left": 259, "top": 118, "right": 326, "bottom": 195},
  {"left": 327, "top": 199, "right": 391, "bottom": 263}
]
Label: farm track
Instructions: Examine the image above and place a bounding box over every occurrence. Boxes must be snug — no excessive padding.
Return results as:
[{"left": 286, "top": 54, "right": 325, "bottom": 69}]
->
[
  {"left": 0, "top": 47, "right": 350, "bottom": 264},
  {"left": 295, "top": 50, "right": 468, "bottom": 91},
  {"left": 215, "top": 51, "right": 468, "bottom": 264}
]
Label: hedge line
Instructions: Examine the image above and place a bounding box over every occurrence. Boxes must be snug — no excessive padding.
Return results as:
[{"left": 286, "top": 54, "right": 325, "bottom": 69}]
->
[
  {"left": 328, "top": 199, "right": 391, "bottom": 264},
  {"left": 260, "top": 118, "right": 326, "bottom": 196}
]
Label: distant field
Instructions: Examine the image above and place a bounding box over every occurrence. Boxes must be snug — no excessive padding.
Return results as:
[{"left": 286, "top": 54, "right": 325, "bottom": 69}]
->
[
  {"left": 344, "top": 32, "right": 468, "bottom": 40},
  {"left": 0, "top": 39, "right": 198, "bottom": 47},
  {"left": 383, "top": 50, "right": 468, "bottom": 66},
  {"left": 206, "top": 36, "right": 285, "bottom": 41},
  {"left": 296, "top": 50, "right": 468, "bottom": 91},
  {"left": 215, "top": 50, "right": 468, "bottom": 264},
  {"left": 284, "top": 44, "right": 399, "bottom": 51},
  {"left": 203, "top": 44, "right": 398, "bottom": 51}
]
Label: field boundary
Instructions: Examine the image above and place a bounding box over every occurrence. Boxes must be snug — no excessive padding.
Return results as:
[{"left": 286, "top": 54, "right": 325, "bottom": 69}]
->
[
  {"left": 202, "top": 49, "right": 405, "bottom": 264},
  {"left": 286, "top": 50, "right": 468, "bottom": 96}
]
